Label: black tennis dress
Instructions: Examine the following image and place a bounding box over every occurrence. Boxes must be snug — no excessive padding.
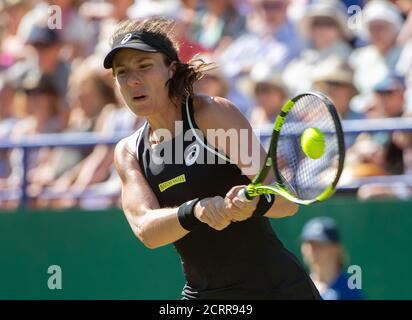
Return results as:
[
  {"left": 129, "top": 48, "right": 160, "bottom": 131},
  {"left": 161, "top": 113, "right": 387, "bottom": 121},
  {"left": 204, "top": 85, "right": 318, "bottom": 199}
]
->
[{"left": 136, "top": 96, "right": 321, "bottom": 300}]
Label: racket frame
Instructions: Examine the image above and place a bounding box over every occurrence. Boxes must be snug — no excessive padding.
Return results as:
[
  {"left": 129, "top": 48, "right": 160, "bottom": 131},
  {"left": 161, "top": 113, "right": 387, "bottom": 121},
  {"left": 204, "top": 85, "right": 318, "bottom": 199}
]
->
[{"left": 245, "top": 91, "right": 345, "bottom": 205}]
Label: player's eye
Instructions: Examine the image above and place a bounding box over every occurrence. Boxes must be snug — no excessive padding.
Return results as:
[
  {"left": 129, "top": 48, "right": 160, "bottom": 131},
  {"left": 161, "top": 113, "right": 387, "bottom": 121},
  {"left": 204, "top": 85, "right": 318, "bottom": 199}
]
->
[
  {"left": 115, "top": 69, "right": 126, "bottom": 77},
  {"left": 139, "top": 64, "right": 152, "bottom": 70}
]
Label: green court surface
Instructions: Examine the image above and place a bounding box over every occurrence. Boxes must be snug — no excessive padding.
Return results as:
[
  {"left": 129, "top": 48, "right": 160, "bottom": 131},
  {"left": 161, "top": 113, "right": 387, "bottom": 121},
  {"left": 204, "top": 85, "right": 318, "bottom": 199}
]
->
[{"left": 0, "top": 197, "right": 411, "bottom": 299}]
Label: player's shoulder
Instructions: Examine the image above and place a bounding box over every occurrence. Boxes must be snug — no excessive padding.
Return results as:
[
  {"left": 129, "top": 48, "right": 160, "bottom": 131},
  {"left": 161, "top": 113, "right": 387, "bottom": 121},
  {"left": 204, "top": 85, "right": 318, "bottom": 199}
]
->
[
  {"left": 192, "top": 94, "right": 241, "bottom": 125},
  {"left": 115, "top": 126, "right": 144, "bottom": 163}
]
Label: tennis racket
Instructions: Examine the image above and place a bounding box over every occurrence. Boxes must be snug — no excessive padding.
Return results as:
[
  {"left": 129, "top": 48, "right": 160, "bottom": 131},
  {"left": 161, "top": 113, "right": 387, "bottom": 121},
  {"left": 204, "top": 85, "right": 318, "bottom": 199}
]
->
[{"left": 238, "top": 91, "right": 345, "bottom": 205}]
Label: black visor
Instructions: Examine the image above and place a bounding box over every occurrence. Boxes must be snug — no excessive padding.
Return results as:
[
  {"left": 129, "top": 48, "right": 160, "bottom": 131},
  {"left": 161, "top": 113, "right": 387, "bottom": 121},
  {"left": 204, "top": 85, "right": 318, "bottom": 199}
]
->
[{"left": 103, "top": 31, "right": 178, "bottom": 69}]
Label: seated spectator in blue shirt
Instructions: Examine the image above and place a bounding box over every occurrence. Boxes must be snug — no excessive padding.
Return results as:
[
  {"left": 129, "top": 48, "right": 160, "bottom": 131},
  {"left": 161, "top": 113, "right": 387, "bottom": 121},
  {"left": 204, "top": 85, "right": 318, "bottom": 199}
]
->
[{"left": 300, "top": 217, "right": 364, "bottom": 300}]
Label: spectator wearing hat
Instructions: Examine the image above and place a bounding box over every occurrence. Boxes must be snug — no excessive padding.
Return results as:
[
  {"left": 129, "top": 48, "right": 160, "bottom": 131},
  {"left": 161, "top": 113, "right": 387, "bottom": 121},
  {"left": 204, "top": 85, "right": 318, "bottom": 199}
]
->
[
  {"left": 229, "top": 62, "right": 288, "bottom": 147},
  {"left": 300, "top": 217, "right": 364, "bottom": 300},
  {"left": 350, "top": 0, "right": 404, "bottom": 95},
  {"left": 370, "top": 74, "right": 406, "bottom": 175},
  {"left": 312, "top": 56, "right": 363, "bottom": 146},
  {"left": 24, "top": 24, "right": 71, "bottom": 98},
  {"left": 373, "top": 73, "right": 406, "bottom": 118},
  {"left": 343, "top": 74, "right": 406, "bottom": 186},
  {"left": 19, "top": 73, "right": 64, "bottom": 134},
  {"left": 283, "top": 0, "right": 353, "bottom": 95},
  {"left": 247, "top": 73, "right": 289, "bottom": 127},
  {"left": 7, "top": 23, "right": 70, "bottom": 107}
]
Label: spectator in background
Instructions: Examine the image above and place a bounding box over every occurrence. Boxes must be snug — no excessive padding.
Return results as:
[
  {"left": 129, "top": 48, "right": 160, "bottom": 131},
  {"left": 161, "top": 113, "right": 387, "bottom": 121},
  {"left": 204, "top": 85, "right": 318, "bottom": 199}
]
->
[
  {"left": 357, "top": 109, "right": 412, "bottom": 201},
  {"left": 343, "top": 74, "right": 406, "bottom": 184},
  {"left": 193, "top": 54, "right": 253, "bottom": 116},
  {"left": 219, "top": 0, "right": 302, "bottom": 80},
  {"left": 245, "top": 70, "right": 289, "bottom": 127},
  {"left": 283, "top": 0, "right": 352, "bottom": 95},
  {"left": 301, "top": 217, "right": 363, "bottom": 300},
  {"left": 0, "top": 74, "right": 20, "bottom": 189},
  {"left": 357, "top": 115, "right": 412, "bottom": 201},
  {"left": 396, "top": 28, "right": 412, "bottom": 112},
  {"left": 0, "top": 74, "right": 19, "bottom": 140},
  {"left": 1, "top": 74, "right": 64, "bottom": 209},
  {"left": 16, "top": 73, "right": 64, "bottom": 137},
  {"left": 189, "top": 0, "right": 246, "bottom": 53},
  {"left": 27, "top": 68, "right": 119, "bottom": 204},
  {"left": 92, "top": 0, "right": 135, "bottom": 58},
  {"left": 393, "top": 112, "right": 412, "bottom": 176},
  {"left": 37, "top": 101, "right": 140, "bottom": 209},
  {"left": 18, "top": 0, "right": 94, "bottom": 58},
  {"left": 311, "top": 56, "right": 363, "bottom": 147},
  {"left": 373, "top": 73, "right": 406, "bottom": 118},
  {"left": 369, "top": 74, "right": 405, "bottom": 174},
  {"left": 0, "top": 0, "right": 33, "bottom": 69},
  {"left": 395, "top": 0, "right": 412, "bottom": 47},
  {"left": 247, "top": 72, "right": 288, "bottom": 149},
  {"left": 350, "top": 0, "right": 404, "bottom": 96},
  {"left": 193, "top": 66, "right": 230, "bottom": 98},
  {"left": 127, "top": 0, "right": 210, "bottom": 63},
  {"left": 181, "top": 0, "right": 198, "bottom": 11},
  {"left": 19, "top": 24, "right": 71, "bottom": 99},
  {"left": 1, "top": 0, "right": 33, "bottom": 37}
]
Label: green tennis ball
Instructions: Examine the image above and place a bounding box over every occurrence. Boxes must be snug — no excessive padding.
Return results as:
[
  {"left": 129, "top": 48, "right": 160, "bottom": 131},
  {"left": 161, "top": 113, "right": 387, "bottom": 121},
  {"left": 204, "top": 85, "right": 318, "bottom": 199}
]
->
[{"left": 301, "top": 128, "right": 325, "bottom": 159}]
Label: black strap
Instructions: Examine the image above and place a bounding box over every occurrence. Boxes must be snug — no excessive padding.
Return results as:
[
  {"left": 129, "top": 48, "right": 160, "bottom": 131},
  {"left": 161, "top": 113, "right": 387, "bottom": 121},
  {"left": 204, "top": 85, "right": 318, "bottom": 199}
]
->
[
  {"left": 253, "top": 194, "right": 276, "bottom": 217},
  {"left": 177, "top": 198, "right": 202, "bottom": 231}
]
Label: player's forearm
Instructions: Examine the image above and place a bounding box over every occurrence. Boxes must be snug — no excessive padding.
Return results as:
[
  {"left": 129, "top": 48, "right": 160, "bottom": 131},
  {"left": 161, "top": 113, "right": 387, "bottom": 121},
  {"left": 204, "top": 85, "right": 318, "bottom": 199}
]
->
[
  {"left": 129, "top": 207, "right": 189, "bottom": 249},
  {"left": 264, "top": 197, "right": 299, "bottom": 219}
]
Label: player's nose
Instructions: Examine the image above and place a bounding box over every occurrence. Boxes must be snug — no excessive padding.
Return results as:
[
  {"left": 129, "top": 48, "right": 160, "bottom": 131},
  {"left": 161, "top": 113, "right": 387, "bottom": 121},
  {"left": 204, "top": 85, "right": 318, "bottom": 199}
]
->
[{"left": 127, "top": 70, "right": 142, "bottom": 87}]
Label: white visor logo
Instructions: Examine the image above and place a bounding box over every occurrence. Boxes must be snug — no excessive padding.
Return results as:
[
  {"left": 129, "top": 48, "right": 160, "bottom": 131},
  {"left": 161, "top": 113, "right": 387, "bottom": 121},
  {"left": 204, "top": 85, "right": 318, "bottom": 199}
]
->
[{"left": 121, "top": 33, "right": 132, "bottom": 44}]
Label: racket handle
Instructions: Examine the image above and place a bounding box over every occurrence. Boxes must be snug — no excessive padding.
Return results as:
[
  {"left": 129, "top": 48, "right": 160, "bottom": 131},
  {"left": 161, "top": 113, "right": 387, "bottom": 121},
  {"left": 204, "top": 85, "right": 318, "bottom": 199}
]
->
[{"left": 237, "top": 187, "right": 254, "bottom": 202}]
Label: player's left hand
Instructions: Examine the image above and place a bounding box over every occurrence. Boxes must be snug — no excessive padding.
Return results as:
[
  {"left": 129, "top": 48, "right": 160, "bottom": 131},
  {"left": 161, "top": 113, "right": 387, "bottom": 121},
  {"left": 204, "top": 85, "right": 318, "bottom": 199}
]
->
[{"left": 224, "top": 185, "right": 259, "bottom": 222}]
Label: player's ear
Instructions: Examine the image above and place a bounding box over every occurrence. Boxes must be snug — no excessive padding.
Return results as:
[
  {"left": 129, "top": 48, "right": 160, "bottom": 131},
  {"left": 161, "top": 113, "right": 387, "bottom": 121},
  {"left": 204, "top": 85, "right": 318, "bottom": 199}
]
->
[{"left": 168, "top": 61, "right": 177, "bottom": 79}]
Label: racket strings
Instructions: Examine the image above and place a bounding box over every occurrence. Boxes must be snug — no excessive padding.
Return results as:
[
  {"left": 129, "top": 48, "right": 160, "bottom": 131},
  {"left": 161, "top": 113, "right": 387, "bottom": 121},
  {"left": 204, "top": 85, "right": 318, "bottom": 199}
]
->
[{"left": 276, "top": 94, "right": 340, "bottom": 200}]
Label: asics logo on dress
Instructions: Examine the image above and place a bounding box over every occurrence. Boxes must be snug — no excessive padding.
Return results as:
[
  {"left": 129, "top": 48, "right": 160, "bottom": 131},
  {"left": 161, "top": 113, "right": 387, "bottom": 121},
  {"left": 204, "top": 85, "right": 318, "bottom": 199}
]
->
[{"left": 185, "top": 144, "right": 200, "bottom": 166}]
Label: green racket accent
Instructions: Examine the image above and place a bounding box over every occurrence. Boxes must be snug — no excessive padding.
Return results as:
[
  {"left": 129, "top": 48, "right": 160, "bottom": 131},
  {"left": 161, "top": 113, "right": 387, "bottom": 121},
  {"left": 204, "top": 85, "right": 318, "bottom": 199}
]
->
[
  {"left": 239, "top": 91, "right": 345, "bottom": 206},
  {"left": 315, "top": 185, "right": 335, "bottom": 202},
  {"left": 245, "top": 184, "right": 315, "bottom": 205}
]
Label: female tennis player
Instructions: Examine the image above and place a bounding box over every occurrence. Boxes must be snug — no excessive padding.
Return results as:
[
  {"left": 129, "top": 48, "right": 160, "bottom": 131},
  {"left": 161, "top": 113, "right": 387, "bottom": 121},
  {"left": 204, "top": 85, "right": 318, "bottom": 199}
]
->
[{"left": 106, "top": 17, "right": 321, "bottom": 300}]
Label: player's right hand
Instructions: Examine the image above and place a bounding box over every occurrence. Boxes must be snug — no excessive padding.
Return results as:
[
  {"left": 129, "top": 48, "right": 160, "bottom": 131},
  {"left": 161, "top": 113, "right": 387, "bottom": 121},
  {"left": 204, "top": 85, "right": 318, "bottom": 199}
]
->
[{"left": 194, "top": 196, "right": 232, "bottom": 231}]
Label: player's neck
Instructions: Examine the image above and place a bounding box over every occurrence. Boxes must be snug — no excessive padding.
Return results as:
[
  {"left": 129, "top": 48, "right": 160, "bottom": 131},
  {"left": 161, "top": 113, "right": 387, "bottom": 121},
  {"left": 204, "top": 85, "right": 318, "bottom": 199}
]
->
[{"left": 146, "top": 100, "right": 182, "bottom": 141}]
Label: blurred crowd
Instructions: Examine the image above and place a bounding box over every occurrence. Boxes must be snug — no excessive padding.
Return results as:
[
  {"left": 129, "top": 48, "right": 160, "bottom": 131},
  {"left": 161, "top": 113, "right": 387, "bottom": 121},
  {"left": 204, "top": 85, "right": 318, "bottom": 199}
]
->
[{"left": 1, "top": 0, "right": 412, "bottom": 210}]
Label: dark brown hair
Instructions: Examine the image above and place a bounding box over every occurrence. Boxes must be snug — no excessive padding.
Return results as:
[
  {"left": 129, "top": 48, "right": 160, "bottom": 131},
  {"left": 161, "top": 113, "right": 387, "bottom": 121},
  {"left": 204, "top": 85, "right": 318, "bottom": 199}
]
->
[{"left": 110, "top": 16, "right": 215, "bottom": 104}]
